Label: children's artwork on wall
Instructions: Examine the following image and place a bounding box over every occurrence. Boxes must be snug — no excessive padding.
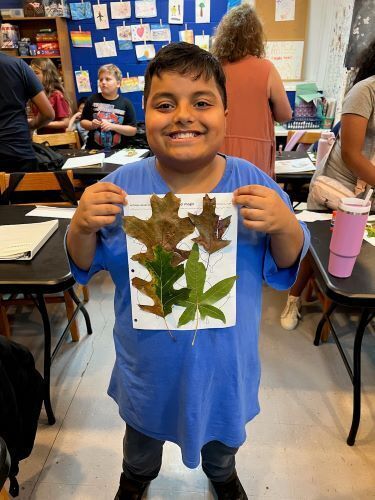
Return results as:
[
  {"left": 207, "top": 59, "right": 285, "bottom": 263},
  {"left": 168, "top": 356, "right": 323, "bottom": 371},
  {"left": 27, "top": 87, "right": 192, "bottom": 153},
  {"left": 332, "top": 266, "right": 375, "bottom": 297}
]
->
[
  {"left": 110, "top": 1, "right": 131, "bottom": 19},
  {"left": 179, "top": 29, "right": 194, "bottom": 43},
  {"left": 275, "top": 0, "right": 296, "bottom": 22},
  {"left": 265, "top": 40, "right": 304, "bottom": 80},
  {"left": 194, "top": 34, "right": 210, "bottom": 51},
  {"left": 195, "top": 0, "right": 210, "bottom": 24},
  {"left": 75, "top": 69, "right": 92, "bottom": 93},
  {"left": 95, "top": 39, "right": 117, "bottom": 58},
  {"left": 121, "top": 76, "right": 140, "bottom": 93},
  {"left": 123, "top": 192, "right": 238, "bottom": 333},
  {"left": 138, "top": 75, "right": 145, "bottom": 90},
  {"left": 168, "top": 0, "right": 184, "bottom": 24},
  {"left": 117, "top": 25, "right": 133, "bottom": 49},
  {"left": 131, "top": 23, "right": 151, "bottom": 42},
  {"left": 135, "top": 43, "right": 156, "bottom": 61},
  {"left": 135, "top": 0, "right": 157, "bottom": 18},
  {"left": 150, "top": 23, "right": 171, "bottom": 42},
  {"left": 70, "top": 2, "right": 93, "bottom": 20},
  {"left": 93, "top": 4, "right": 110, "bottom": 30},
  {"left": 70, "top": 30, "right": 93, "bottom": 48}
]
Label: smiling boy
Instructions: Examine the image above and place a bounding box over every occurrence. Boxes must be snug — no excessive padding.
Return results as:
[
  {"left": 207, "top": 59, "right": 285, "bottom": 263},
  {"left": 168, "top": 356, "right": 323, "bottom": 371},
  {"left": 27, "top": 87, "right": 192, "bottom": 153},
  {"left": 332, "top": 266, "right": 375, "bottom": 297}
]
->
[
  {"left": 67, "top": 43, "right": 309, "bottom": 500},
  {"left": 80, "top": 64, "right": 137, "bottom": 150}
]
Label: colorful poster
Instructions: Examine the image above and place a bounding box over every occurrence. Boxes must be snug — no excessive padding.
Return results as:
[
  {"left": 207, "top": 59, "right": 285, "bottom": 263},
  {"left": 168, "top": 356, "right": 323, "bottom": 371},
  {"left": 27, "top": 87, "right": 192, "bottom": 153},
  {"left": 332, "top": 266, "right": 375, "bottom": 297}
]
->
[
  {"left": 110, "top": 1, "right": 131, "bottom": 19},
  {"left": 75, "top": 69, "right": 92, "bottom": 93},
  {"left": 135, "top": 43, "right": 155, "bottom": 61},
  {"left": 194, "top": 34, "right": 210, "bottom": 51},
  {"left": 121, "top": 76, "right": 140, "bottom": 93},
  {"left": 131, "top": 23, "right": 151, "bottom": 42},
  {"left": 168, "top": 0, "right": 184, "bottom": 24},
  {"left": 93, "top": 4, "right": 110, "bottom": 30},
  {"left": 70, "top": 30, "right": 93, "bottom": 48},
  {"left": 135, "top": 0, "right": 157, "bottom": 18},
  {"left": 116, "top": 25, "right": 133, "bottom": 50},
  {"left": 70, "top": 2, "right": 93, "bottom": 20},
  {"left": 195, "top": 0, "right": 210, "bottom": 24},
  {"left": 95, "top": 39, "right": 117, "bottom": 58},
  {"left": 275, "top": 0, "right": 296, "bottom": 22},
  {"left": 265, "top": 40, "right": 304, "bottom": 80},
  {"left": 151, "top": 23, "right": 171, "bottom": 42},
  {"left": 179, "top": 29, "right": 194, "bottom": 44}
]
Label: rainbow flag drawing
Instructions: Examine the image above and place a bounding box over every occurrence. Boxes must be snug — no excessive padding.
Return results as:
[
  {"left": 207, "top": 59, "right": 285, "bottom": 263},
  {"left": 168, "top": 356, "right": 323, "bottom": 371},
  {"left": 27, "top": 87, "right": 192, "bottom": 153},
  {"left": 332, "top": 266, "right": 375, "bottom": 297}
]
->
[{"left": 70, "top": 31, "right": 93, "bottom": 48}]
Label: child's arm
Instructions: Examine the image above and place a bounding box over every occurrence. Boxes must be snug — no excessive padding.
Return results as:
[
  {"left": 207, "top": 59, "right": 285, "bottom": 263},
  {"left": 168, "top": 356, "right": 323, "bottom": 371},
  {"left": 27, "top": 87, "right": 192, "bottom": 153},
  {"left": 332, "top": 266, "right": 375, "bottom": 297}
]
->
[
  {"left": 28, "top": 90, "right": 55, "bottom": 131},
  {"left": 66, "top": 111, "right": 81, "bottom": 132},
  {"left": 100, "top": 120, "right": 137, "bottom": 137},
  {"left": 67, "top": 182, "right": 126, "bottom": 271},
  {"left": 80, "top": 118, "right": 102, "bottom": 131},
  {"left": 233, "top": 185, "right": 304, "bottom": 268}
]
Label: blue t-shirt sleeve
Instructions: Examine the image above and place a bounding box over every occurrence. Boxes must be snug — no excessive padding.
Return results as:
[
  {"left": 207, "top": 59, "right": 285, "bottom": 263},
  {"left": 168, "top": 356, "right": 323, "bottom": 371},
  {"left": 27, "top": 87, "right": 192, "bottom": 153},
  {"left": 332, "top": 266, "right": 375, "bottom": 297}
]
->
[{"left": 21, "top": 59, "right": 44, "bottom": 98}]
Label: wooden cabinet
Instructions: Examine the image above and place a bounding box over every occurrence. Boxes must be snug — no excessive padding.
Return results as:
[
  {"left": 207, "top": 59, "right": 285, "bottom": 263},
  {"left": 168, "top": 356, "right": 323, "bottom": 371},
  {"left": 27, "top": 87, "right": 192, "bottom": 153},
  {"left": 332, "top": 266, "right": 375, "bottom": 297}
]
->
[{"left": 2, "top": 17, "right": 76, "bottom": 108}]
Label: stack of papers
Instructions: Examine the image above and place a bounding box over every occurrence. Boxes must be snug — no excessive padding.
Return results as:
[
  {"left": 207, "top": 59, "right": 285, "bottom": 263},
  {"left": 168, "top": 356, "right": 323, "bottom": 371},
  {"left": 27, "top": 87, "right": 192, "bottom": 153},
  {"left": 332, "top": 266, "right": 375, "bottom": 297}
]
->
[
  {"left": 107, "top": 148, "right": 149, "bottom": 165},
  {"left": 62, "top": 153, "right": 105, "bottom": 170},
  {"left": 26, "top": 206, "right": 76, "bottom": 219},
  {"left": 0, "top": 220, "right": 58, "bottom": 260},
  {"left": 275, "top": 157, "right": 316, "bottom": 174}
]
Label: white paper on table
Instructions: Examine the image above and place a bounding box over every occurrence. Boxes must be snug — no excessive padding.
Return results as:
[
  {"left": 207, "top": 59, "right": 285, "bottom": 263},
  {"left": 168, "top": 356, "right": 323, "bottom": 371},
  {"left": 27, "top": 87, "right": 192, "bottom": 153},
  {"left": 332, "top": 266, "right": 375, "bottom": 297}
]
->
[
  {"left": 275, "top": 157, "right": 316, "bottom": 174},
  {"left": 107, "top": 149, "right": 149, "bottom": 165},
  {"left": 195, "top": 0, "right": 210, "bottom": 23},
  {"left": 295, "top": 211, "right": 333, "bottom": 222},
  {"left": 124, "top": 193, "right": 238, "bottom": 330},
  {"left": 26, "top": 207, "right": 76, "bottom": 219},
  {"left": 93, "top": 4, "right": 110, "bottom": 29},
  {"left": 62, "top": 153, "right": 105, "bottom": 169}
]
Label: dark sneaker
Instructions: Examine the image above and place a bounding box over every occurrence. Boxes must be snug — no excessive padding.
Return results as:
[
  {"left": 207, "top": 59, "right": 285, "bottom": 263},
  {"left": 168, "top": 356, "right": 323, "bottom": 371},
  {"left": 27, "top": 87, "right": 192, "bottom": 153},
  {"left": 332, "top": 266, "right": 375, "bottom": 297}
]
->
[
  {"left": 114, "top": 476, "right": 150, "bottom": 500},
  {"left": 211, "top": 472, "right": 248, "bottom": 500}
]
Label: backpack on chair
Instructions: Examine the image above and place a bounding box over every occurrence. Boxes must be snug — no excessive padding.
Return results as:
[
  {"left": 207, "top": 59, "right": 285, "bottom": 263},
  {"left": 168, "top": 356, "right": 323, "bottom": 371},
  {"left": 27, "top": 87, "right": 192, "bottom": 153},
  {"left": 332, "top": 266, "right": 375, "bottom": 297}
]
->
[
  {"left": 32, "top": 143, "right": 65, "bottom": 172},
  {"left": 0, "top": 337, "right": 44, "bottom": 497}
]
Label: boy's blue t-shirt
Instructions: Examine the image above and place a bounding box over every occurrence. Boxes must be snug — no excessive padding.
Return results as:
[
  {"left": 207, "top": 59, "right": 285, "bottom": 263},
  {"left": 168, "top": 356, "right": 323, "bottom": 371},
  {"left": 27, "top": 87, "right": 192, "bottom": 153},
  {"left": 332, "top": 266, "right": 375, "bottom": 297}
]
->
[{"left": 70, "top": 155, "right": 310, "bottom": 468}]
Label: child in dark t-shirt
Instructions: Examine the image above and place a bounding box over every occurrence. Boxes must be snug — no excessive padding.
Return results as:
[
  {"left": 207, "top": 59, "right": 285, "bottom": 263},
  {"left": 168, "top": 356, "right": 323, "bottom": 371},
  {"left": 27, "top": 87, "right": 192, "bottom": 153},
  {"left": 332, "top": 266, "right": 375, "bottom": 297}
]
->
[{"left": 80, "top": 64, "right": 137, "bottom": 150}]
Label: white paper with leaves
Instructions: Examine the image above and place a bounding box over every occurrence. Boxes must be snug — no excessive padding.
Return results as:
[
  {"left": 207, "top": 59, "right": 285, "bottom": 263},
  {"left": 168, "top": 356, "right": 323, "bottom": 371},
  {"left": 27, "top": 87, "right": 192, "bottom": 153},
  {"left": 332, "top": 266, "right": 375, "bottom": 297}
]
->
[{"left": 124, "top": 193, "right": 238, "bottom": 331}]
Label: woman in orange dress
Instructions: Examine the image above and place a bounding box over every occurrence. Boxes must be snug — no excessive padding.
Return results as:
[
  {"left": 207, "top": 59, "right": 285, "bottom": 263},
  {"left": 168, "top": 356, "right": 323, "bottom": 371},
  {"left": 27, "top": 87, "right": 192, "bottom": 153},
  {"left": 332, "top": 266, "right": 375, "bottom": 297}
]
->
[{"left": 212, "top": 4, "right": 292, "bottom": 178}]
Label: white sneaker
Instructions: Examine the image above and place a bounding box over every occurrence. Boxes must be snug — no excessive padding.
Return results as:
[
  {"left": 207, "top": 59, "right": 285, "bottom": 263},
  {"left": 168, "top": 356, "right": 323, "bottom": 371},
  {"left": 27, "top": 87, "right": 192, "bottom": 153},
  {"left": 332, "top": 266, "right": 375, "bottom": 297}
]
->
[{"left": 280, "top": 296, "right": 301, "bottom": 330}]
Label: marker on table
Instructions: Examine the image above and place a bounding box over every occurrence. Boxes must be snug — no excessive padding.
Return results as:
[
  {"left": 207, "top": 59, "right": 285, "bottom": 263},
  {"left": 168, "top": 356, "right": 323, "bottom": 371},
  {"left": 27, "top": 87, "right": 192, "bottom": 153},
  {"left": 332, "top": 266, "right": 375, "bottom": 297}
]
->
[{"left": 278, "top": 144, "right": 283, "bottom": 156}]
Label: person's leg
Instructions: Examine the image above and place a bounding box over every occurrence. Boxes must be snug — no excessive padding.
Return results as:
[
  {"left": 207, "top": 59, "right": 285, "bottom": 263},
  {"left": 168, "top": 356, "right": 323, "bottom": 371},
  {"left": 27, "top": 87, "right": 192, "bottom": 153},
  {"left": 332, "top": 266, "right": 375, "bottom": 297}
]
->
[
  {"left": 115, "top": 424, "right": 165, "bottom": 500},
  {"left": 280, "top": 254, "right": 314, "bottom": 331},
  {"left": 201, "top": 440, "right": 247, "bottom": 499}
]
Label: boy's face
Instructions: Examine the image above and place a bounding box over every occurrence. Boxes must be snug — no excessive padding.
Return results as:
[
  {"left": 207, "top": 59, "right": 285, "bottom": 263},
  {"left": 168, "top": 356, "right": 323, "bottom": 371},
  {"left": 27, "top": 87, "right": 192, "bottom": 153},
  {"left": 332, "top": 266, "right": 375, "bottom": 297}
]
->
[
  {"left": 145, "top": 71, "right": 227, "bottom": 174},
  {"left": 99, "top": 71, "right": 120, "bottom": 98}
]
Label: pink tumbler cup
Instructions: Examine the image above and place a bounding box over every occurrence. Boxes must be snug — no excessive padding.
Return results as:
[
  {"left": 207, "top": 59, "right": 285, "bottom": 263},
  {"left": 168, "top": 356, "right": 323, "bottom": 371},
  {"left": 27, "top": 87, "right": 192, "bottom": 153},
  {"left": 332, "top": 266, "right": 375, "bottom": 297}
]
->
[{"left": 328, "top": 197, "right": 370, "bottom": 278}]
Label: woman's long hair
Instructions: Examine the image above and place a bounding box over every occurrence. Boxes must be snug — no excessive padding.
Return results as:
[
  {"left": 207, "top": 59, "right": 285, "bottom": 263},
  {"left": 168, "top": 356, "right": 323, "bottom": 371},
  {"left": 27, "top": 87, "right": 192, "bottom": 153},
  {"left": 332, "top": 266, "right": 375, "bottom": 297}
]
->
[
  {"left": 352, "top": 37, "right": 375, "bottom": 86},
  {"left": 211, "top": 4, "right": 265, "bottom": 63},
  {"left": 30, "top": 58, "right": 68, "bottom": 100}
]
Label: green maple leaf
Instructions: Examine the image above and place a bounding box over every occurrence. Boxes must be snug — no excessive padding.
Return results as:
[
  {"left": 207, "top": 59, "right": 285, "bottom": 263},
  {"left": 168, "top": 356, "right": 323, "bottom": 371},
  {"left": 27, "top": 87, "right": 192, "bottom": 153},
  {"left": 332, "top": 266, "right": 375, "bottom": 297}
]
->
[
  {"left": 188, "top": 194, "right": 231, "bottom": 254},
  {"left": 123, "top": 192, "right": 195, "bottom": 266},
  {"left": 178, "top": 244, "right": 237, "bottom": 337},
  {"left": 132, "top": 245, "right": 190, "bottom": 318}
]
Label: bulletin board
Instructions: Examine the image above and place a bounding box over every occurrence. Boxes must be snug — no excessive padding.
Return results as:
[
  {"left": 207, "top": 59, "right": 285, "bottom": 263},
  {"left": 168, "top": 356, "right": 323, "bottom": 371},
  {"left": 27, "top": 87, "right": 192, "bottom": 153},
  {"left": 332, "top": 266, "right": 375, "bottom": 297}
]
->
[{"left": 67, "top": 0, "right": 309, "bottom": 118}]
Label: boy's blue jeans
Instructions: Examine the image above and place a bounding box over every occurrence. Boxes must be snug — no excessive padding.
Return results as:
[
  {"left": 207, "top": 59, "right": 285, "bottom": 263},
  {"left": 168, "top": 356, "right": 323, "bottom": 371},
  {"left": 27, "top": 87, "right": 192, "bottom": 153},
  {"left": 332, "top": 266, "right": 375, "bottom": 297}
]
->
[{"left": 122, "top": 424, "right": 238, "bottom": 483}]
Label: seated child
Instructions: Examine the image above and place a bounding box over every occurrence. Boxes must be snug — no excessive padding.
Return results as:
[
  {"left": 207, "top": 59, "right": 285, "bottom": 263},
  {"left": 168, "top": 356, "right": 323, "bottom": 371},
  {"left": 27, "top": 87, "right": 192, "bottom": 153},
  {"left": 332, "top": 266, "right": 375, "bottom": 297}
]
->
[
  {"left": 80, "top": 64, "right": 137, "bottom": 151},
  {"left": 66, "top": 97, "right": 89, "bottom": 148},
  {"left": 67, "top": 43, "right": 310, "bottom": 500}
]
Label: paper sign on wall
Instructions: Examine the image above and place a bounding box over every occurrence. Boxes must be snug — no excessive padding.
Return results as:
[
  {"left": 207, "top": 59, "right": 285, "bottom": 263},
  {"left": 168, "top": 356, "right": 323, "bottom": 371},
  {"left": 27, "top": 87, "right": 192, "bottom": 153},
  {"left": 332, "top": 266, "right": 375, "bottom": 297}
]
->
[
  {"left": 196, "top": 0, "right": 210, "bottom": 23},
  {"left": 135, "top": 43, "right": 155, "bottom": 61},
  {"left": 70, "top": 2, "right": 93, "bottom": 20},
  {"left": 135, "top": 0, "right": 157, "bottom": 18},
  {"left": 195, "top": 34, "right": 210, "bottom": 51},
  {"left": 275, "top": 0, "right": 296, "bottom": 22},
  {"left": 168, "top": 0, "right": 184, "bottom": 24},
  {"left": 117, "top": 25, "right": 133, "bottom": 49},
  {"left": 179, "top": 29, "right": 194, "bottom": 43},
  {"left": 70, "top": 30, "right": 93, "bottom": 48},
  {"left": 131, "top": 23, "right": 151, "bottom": 42},
  {"left": 151, "top": 24, "right": 171, "bottom": 42},
  {"left": 121, "top": 76, "right": 140, "bottom": 93},
  {"left": 110, "top": 1, "right": 131, "bottom": 19},
  {"left": 265, "top": 40, "right": 304, "bottom": 80},
  {"left": 75, "top": 69, "right": 92, "bottom": 93},
  {"left": 93, "top": 4, "right": 110, "bottom": 30},
  {"left": 95, "top": 39, "right": 117, "bottom": 58}
]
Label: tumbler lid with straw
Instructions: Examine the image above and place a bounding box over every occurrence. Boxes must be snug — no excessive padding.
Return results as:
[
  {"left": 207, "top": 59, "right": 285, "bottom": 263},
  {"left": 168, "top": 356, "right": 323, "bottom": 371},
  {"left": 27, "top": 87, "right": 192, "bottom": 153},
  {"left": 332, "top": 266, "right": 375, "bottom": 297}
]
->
[{"left": 339, "top": 189, "right": 373, "bottom": 215}]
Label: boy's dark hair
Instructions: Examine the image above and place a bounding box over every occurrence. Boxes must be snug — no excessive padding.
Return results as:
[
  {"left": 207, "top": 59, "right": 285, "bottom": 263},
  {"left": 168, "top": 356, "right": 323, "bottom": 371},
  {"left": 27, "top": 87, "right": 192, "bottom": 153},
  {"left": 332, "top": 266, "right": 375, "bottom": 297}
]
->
[
  {"left": 144, "top": 42, "right": 227, "bottom": 109},
  {"left": 352, "top": 37, "right": 375, "bottom": 86}
]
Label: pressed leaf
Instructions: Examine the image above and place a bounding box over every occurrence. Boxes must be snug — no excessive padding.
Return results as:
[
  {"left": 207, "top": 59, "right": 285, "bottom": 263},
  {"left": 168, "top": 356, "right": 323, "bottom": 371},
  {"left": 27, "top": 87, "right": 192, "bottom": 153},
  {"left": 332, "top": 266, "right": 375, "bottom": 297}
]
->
[
  {"left": 177, "top": 243, "right": 237, "bottom": 329},
  {"left": 188, "top": 194, "right": 231, "bottom": 254},
  {"left": 123, "top": 192, "right": 195, "bottom": 266},
  {"left": 132, "top": 245, "right": 190, "bottom": 318}
]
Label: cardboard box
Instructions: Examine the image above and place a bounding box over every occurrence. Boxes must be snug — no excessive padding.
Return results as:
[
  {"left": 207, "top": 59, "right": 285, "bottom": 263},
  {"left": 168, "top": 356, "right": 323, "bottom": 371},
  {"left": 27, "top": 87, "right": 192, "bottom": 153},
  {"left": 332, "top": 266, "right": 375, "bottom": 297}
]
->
[{"left": 43, "top": 0, "right": 70, "bottom": 18}]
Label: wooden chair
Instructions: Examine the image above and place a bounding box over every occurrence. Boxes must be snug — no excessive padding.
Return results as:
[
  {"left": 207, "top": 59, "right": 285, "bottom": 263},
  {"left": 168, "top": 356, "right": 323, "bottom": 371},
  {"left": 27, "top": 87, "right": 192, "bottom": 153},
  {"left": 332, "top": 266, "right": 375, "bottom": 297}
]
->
[
  {"left": 33, "top": 130, "right": 81, "bottom": 149},
  {"left": 0, "top": 170, "right": 89, "bottom": 340},
  {"left": 286, "top": 130, "right": 321, "bottom": 149}
]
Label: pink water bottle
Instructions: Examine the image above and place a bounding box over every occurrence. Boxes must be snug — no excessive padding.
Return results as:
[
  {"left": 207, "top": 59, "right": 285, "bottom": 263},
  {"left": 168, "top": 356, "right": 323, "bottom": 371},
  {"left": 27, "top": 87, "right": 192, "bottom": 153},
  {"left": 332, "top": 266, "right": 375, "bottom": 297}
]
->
[
  {"left": 328, "top": 197, "right": 371, "bottom": 278},
  {"left": 316, "top": 131, "right": 335, "bottom": 168}
]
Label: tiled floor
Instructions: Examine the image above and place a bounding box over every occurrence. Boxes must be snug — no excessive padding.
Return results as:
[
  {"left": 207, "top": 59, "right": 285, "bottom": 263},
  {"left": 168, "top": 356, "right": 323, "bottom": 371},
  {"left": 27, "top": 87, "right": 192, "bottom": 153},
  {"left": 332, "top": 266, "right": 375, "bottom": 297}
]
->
[{"left": 3, "top": 272, "right": 375, "bottom": 499}]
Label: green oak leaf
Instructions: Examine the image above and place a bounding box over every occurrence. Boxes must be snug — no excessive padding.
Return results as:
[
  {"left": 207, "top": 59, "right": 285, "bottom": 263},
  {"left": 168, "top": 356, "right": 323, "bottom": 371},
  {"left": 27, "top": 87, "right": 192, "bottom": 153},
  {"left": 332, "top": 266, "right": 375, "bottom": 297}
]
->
[
  {"left": 132, "top": 245, "right": 190, "bottom": 318},
  {"left": 178, "top": 244, "right": 237, "bottom": 330}
]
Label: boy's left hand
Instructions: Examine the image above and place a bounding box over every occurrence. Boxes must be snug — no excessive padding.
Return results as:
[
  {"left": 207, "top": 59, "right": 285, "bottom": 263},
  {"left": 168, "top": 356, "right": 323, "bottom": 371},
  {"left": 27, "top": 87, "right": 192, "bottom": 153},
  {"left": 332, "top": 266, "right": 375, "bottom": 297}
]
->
[
  {"left": 100, "top": 119, "right": 113, "bottom": 132},
  {"left": 233, "top": 185, "right": 296, "bottom": 235}
]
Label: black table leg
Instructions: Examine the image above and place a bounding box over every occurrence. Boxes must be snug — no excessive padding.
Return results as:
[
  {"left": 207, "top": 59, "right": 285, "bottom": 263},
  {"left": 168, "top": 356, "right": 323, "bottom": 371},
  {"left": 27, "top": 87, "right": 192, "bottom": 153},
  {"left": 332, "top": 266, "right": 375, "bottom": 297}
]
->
[
  {"left": 314, "top": 302, "right": 336, "bottom": 346},
  {"left": 347, "top": 308, "right": 371, "bottom": 446},
  {"left": 36, "top": 293, "right": 56, "bottom": 425},
  {"left": 68, "top": 287, "right": 92, "bottom": 335}
]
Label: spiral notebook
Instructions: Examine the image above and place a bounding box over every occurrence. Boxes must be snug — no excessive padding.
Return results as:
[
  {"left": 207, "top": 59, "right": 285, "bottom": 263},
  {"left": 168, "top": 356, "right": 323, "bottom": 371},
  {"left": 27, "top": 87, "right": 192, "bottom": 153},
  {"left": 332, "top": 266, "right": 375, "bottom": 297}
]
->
[{"left": 0, "top": 219, "right": 59, "bottom": 260}]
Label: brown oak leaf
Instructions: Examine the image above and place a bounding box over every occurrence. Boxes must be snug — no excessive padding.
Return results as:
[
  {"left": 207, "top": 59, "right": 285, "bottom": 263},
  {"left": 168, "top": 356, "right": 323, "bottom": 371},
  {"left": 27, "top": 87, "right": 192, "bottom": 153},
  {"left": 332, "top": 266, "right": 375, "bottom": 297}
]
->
[
  {"left": 188, "top": 194, "right": 231, "bottom": 254},
  {"left": 123, "top": 192, "right": 195, "bottom": 266}
]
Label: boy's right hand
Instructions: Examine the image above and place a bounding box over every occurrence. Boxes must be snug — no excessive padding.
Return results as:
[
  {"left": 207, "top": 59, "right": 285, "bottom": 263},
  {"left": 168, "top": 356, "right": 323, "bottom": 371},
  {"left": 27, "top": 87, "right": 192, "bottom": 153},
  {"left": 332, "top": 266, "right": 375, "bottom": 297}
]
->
[
  {"left": 70, "top": 182, "right": 126, "bottom": 235},
  {"left": 91, "top": 118, "right": 102, "bottom": 129}
]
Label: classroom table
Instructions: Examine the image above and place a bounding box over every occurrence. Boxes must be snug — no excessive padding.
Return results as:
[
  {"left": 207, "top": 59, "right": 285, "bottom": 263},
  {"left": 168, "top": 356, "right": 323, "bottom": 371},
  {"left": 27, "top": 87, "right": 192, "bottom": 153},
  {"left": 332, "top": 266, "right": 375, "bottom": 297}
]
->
[
  {"left": 307, "top": 220, "right": 375, "bottom": 445},
  {"left": 275, "top": 151, "right": 314, "bottom": 204},
  {"left": 0, "top": 206, "right": 92, "bottom": 425}
]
